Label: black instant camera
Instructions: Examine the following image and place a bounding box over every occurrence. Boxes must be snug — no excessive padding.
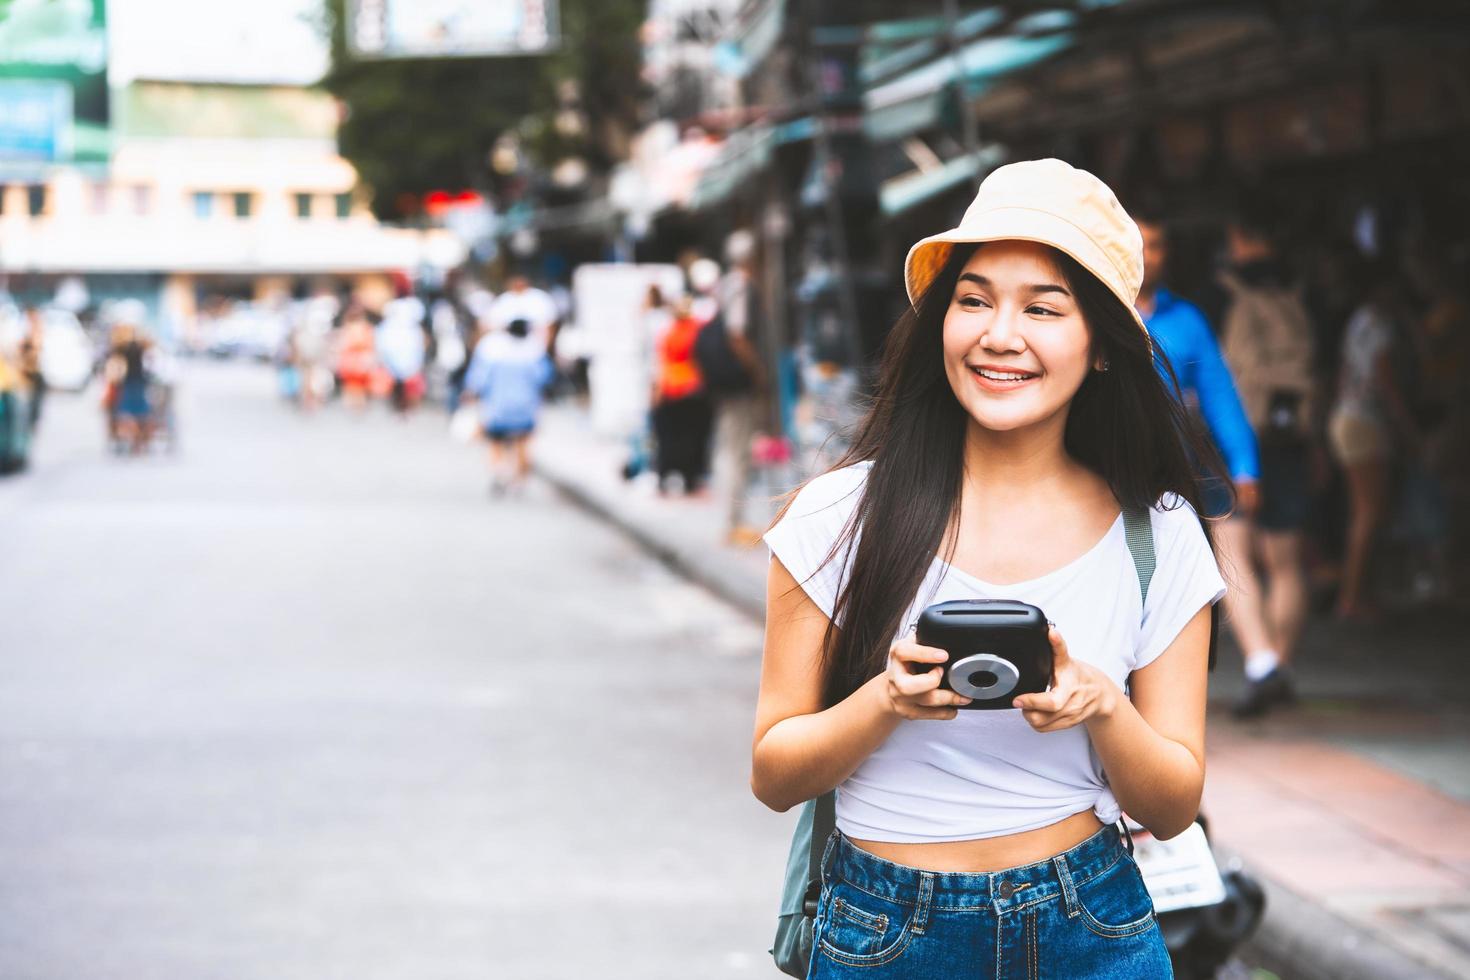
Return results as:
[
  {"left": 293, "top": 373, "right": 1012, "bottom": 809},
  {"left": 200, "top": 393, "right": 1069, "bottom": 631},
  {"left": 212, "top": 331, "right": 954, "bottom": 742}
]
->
[{"left": 915, "top": 600, "right": 1052, "bottom": 709}]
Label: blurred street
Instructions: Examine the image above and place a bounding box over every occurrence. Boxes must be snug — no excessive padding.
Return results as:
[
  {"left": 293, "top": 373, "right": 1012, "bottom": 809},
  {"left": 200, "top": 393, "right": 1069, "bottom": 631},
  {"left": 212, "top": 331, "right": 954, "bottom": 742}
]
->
[{"left": 0, "top": 364, "right": 789, "bottom": 980}]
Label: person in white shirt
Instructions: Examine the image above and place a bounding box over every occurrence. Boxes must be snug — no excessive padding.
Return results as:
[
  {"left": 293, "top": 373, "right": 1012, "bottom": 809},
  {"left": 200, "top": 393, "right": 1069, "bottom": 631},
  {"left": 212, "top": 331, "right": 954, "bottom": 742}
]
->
[
  {"left": 375, "top": 297, "right": 427, "bottom": 415},
  {"left": 753, "top": 160, "right": 1225, "bottom": 978},
  {"left": 487, "top": 275, "right": 559, "bottom": 352}
]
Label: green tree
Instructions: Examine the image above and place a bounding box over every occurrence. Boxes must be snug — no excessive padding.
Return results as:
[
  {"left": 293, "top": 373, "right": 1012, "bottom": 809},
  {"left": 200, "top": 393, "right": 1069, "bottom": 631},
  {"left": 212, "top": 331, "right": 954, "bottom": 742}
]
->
[{"left": 318, "top": 0, "right": 644, "bottom": 220}]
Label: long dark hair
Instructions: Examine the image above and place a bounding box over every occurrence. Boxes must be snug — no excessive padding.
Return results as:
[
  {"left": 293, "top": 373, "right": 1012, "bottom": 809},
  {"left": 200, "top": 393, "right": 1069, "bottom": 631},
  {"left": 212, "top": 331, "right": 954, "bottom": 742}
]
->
[{"left": 785, "top": 242, "right": 1225, "bottom": 707}]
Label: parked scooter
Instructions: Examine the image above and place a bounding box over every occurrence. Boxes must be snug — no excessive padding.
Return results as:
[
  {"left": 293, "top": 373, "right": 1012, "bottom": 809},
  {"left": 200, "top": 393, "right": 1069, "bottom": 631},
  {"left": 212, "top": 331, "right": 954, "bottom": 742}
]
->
[{"left": 1129, "top": 813, "right": 1267, "bottom": 979}]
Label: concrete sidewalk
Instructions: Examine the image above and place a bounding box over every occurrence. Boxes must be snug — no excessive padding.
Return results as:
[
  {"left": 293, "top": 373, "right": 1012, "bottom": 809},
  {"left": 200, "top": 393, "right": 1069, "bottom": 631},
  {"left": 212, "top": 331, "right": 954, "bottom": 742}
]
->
[{"left": 533, "top": 405, "right": 1470, "bottom": 980}]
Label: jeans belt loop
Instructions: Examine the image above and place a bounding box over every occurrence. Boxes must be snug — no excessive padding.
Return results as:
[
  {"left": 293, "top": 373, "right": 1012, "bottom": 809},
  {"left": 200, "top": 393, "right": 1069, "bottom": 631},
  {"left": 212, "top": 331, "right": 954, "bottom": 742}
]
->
[
  {"left": 1054, "top": 853, "right": 1081, "bottom": 919},
  {"left": 911, "top": 872, "right": 935, "bottom": 935},
  {"left": 819, "top": 829, "right": 840, "bottom": 887}
]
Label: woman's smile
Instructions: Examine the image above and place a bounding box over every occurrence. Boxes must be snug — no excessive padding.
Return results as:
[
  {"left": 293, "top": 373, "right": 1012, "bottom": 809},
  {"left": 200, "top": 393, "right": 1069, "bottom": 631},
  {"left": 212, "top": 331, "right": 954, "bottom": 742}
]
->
[{"left": 969, "top": 362, "right": 1040, "bottom": 391}]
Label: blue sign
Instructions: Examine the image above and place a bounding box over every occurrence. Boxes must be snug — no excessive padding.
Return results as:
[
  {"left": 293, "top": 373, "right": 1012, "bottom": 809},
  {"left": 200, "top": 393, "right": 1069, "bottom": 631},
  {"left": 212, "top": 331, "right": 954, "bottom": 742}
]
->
[{"left": 0, "top": 80, "right": 71, "bottom": 161}]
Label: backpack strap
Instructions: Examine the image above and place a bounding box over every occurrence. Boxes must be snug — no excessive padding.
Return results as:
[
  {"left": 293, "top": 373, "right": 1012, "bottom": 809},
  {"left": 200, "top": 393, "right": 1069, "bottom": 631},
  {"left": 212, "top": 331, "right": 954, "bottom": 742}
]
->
[
  {"left": 1122, "top": 503, "right": 1219, "bottom": 671},
  {"left": 1121, "top": 507, "right": 1156, "bottom": 611},
  {"left": 803, "top": 791, "right": 836, "bottom": 916}
]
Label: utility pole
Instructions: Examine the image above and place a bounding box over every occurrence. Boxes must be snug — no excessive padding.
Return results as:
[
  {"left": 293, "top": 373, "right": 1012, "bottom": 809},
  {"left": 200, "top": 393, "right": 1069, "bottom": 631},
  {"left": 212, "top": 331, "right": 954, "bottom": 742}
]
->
[
  {"left": 804, "top": 0, "right": 883, "bottom": 377},
  {"left": 943, "top": 0, "right": 981, "bottom": 161}
]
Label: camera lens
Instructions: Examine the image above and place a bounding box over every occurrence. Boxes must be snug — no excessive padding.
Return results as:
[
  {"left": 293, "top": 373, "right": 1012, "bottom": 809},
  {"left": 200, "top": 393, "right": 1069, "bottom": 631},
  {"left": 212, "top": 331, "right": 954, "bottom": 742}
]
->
[{"left": 949, "top": 654, "right": 1019, "bottom": 699}]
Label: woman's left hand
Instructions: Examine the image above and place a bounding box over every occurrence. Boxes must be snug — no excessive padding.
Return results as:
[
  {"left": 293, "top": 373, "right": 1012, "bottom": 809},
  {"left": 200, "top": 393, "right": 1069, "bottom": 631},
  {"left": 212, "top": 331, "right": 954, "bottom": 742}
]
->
[{"left": 1013, "top": 626, "right": 1120, "bottom": 733}]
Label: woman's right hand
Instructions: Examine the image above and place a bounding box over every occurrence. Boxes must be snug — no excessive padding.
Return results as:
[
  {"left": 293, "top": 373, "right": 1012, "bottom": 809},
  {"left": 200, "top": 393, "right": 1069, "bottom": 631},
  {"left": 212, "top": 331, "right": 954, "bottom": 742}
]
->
[{"left": 882, "top": 634, "right": 971, "bottom": 719}]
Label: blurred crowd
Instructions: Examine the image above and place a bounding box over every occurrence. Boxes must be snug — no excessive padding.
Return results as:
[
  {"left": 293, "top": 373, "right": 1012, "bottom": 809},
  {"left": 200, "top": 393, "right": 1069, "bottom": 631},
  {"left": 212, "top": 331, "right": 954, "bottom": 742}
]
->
[
  {"left": 255, "top": 238, "right": 775, "bottom": 540},
  {"left": 631, "top": 230, "right": 776, "bottom": 547},
  {"left": 1135, "top": 198, "right": 1469, "bottom": 715},
  {"left": 98, "top": 305, "right": 180, "bottom": 456},
  {"left": 0, "top": 297, "right": 176, "bottom": 469},
  {"left": 264, "top": 274, "right": 568, "bottom": 496}
]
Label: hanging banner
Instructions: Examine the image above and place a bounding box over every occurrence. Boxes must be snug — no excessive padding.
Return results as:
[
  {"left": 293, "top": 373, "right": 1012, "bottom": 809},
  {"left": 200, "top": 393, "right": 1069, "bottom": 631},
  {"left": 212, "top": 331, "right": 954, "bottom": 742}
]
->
[{"left": 347, "top": 0, "right": 558, "bottom": 59}]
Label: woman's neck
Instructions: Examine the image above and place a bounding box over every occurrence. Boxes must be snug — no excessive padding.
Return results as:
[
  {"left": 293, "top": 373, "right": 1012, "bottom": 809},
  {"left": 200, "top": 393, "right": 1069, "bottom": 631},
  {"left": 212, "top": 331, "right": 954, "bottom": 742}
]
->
[{"left": 960, "top": 414, "right": 1079, "bottom": 502}]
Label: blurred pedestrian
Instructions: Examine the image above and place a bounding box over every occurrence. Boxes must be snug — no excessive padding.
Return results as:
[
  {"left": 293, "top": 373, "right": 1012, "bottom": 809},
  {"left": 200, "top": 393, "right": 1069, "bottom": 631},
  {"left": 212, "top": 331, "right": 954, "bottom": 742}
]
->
[
  {"left": 431, "top": 296, "right": 468, "bottom": 412},
  {"left": 291, "top": 297, "right": 336, "bottom": 412},
  {"left": 336, "top": 301, "right": 377, "bottom": 413},
  {"left": 652, "top": 296, "right": 712, "bottom": 496},
  {"left": 708, "top": 230, "right": 767, "bottom": 545},
  {"left": 1407, "top": 248, "right": 1470, "bottom": 597},
  {"left": 105, "top": 324, "right": 153, "bottom": 455},
  {"left": 1217, "top": 205, "right": 1317, "bottom": 717},
  {"left": 1135, "top": 213, "right": 1259, "bottom": 518},
  {"left": 1328, "top": 265, "right": 1421, "bottom": 620},
  {"left": 377, "top": 296, "right": 428, "bottom": 416},
  {"left": 145, "top": 340, "right": 181, "bottom": 452},
  {"left": 462, "top": 317, "right": 553, "bottom": 497},
  {"left": 687, "top": 256, "right": 721, "bottom": 324},
  {"left": 622, "top": 283, "right": 673, "bottom": 480},
  {"left": 18, "top": 307, "right": 46, "bottom": 432},
  {"left": 0, "top": 339, "right": 28, "bottom": 473},
  {"left": 1135, "top": 211, "right": 1271, "bottom": 712},
  {"left": 488, "top": 274, "right": 558, "bottom": 352}
]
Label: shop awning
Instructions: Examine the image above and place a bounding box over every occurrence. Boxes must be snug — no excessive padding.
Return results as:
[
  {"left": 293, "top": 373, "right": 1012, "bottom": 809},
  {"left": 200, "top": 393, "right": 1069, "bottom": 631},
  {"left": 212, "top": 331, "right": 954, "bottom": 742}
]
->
[
  {"left": 879, "top": 145, "right": 1005, "bottom": 217},
  {"left": 684, "top": 115, "right": 819, "bottom": 211},
  {"left": 495, "top": 196, "right": 618, "bottom": 236},
  {"left": 865, "top": 30, "right": 1075, "bottom": 143},
  {"left": 725, "top": 0, "right": 786, "bottom": 79},
  {"left": 687, "top": 124, "right": 775, "bottom": 211}
]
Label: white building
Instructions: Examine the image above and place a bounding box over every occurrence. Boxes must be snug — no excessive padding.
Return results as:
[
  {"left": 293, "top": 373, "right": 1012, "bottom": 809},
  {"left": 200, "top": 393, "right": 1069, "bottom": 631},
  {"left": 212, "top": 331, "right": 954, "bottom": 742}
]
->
[{"left": 0, "top": 79, "right": 463, "bottom": 338}]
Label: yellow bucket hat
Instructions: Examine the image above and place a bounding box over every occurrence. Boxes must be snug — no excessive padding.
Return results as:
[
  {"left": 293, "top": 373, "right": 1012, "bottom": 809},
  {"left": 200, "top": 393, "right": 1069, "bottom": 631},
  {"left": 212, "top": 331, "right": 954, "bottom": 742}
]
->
[{"left": 903, "top": 158, "right": 1148, "bottom": 335}]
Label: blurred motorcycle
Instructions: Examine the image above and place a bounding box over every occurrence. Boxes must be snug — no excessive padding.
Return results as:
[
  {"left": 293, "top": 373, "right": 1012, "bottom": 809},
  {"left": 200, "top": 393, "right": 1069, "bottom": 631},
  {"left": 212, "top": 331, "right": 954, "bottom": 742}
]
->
[{"left": 1129, "top": 814, "right": 1266, "bottom": 979}]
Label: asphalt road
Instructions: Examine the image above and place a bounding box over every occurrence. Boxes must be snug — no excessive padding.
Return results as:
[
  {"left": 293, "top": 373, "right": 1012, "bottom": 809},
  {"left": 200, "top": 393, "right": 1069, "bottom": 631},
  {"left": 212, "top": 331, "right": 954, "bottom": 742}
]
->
[{"left": 0, "top": 362, "right": 792, "bottom": 979}]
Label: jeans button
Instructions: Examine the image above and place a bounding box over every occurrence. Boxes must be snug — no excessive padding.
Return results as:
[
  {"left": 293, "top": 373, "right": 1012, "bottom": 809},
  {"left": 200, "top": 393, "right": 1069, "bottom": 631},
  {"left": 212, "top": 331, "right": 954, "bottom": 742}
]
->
[{"left": 998, "top": 880, "right": 1015, "bottom": 900}]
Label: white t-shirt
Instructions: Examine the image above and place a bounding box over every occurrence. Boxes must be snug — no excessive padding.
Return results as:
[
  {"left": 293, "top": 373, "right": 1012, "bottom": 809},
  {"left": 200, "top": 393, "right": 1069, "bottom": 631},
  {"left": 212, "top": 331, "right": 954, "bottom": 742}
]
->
[
  {"left": 488, "top": 288, "right": 559, "bottom": 343},
  {"left": 1334, "top": 305, "right": 1393, "bottom": 423},
  {"left": 764, "top": 461, "right": 1226, "bottom": 843}
]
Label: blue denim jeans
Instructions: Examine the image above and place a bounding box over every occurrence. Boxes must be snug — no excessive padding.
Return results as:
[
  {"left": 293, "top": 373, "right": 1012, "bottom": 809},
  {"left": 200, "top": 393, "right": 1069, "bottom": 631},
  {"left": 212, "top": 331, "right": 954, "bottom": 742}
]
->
[{"left": 808, "top": 826, "right": 1172, "bottom": 979}]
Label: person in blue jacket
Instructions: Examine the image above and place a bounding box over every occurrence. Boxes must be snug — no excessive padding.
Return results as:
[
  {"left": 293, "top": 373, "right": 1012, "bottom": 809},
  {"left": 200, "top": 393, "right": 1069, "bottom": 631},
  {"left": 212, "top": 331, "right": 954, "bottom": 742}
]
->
[
  {"left": 1136, "top": 213, "right": 1290, "bottom": 719},
  {"left": 462, "top": 318, "right": 553, "bottom": 497}
]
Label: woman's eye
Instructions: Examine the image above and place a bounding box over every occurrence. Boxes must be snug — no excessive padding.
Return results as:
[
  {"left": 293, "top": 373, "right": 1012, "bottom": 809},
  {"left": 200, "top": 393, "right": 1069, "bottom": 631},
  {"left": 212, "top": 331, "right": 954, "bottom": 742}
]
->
[
  {"left": 958, "top": 296, "right": 989, "bottom": 309},
  {"left": 1027, "top": 306, "right": 1060, "bottom": 317}
]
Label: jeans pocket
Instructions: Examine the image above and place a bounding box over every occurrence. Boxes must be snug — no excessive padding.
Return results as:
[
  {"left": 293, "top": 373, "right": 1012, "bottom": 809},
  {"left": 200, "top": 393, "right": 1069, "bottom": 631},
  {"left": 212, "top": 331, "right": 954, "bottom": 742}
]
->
[
  {"left": 1073, "top": 854, "right": 1157, "bottom": 939},
  {"left": 817, "top": 881, "right": 916, "bottom": 967}
]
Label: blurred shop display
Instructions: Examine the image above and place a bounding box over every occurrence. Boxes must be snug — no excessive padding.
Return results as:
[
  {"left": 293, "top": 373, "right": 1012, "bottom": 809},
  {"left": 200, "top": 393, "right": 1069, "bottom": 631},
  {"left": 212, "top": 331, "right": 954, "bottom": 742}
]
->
[{"left": 573, "top": 263, "right": 685, "bottom": 437}]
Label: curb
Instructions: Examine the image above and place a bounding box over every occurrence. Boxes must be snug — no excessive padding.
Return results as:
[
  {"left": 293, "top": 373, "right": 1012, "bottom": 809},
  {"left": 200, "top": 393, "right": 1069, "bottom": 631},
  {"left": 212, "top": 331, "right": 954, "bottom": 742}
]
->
[
  {"left": 535, "top": 448, "right": 1454, "bottom": 980},
  {"left": 533, "top": 453, "right": 766, "bottom": 621},
  {"left": 1224, "top": 847, "right": 1454, "bottom": 980}
]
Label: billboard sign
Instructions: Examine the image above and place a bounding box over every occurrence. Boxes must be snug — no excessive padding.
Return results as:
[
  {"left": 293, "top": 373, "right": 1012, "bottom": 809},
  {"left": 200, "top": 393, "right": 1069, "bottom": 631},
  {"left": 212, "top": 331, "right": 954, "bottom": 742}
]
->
[
  {"left": 0, "top": 0, "right": 108, "bottom": 165},
  {"left": 348, "top": 0, "right": 558, "bottom": 59},
  {"left": 0, "top": 80, "right": 71, "bottom": 160}
]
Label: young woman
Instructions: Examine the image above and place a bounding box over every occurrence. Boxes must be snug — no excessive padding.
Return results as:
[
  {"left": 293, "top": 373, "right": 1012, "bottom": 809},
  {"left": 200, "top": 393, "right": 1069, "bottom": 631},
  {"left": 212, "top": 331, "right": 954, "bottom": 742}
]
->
[{"left": 752, "top": 160, "right": 1226, "bottom": 979}]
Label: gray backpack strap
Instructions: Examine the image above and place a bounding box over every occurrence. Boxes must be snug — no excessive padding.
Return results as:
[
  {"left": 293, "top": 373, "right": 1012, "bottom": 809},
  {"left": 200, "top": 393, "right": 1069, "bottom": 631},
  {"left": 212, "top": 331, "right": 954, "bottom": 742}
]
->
[{"left": 1121, "top": 507, "right": 1156, "bottom": 613}]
